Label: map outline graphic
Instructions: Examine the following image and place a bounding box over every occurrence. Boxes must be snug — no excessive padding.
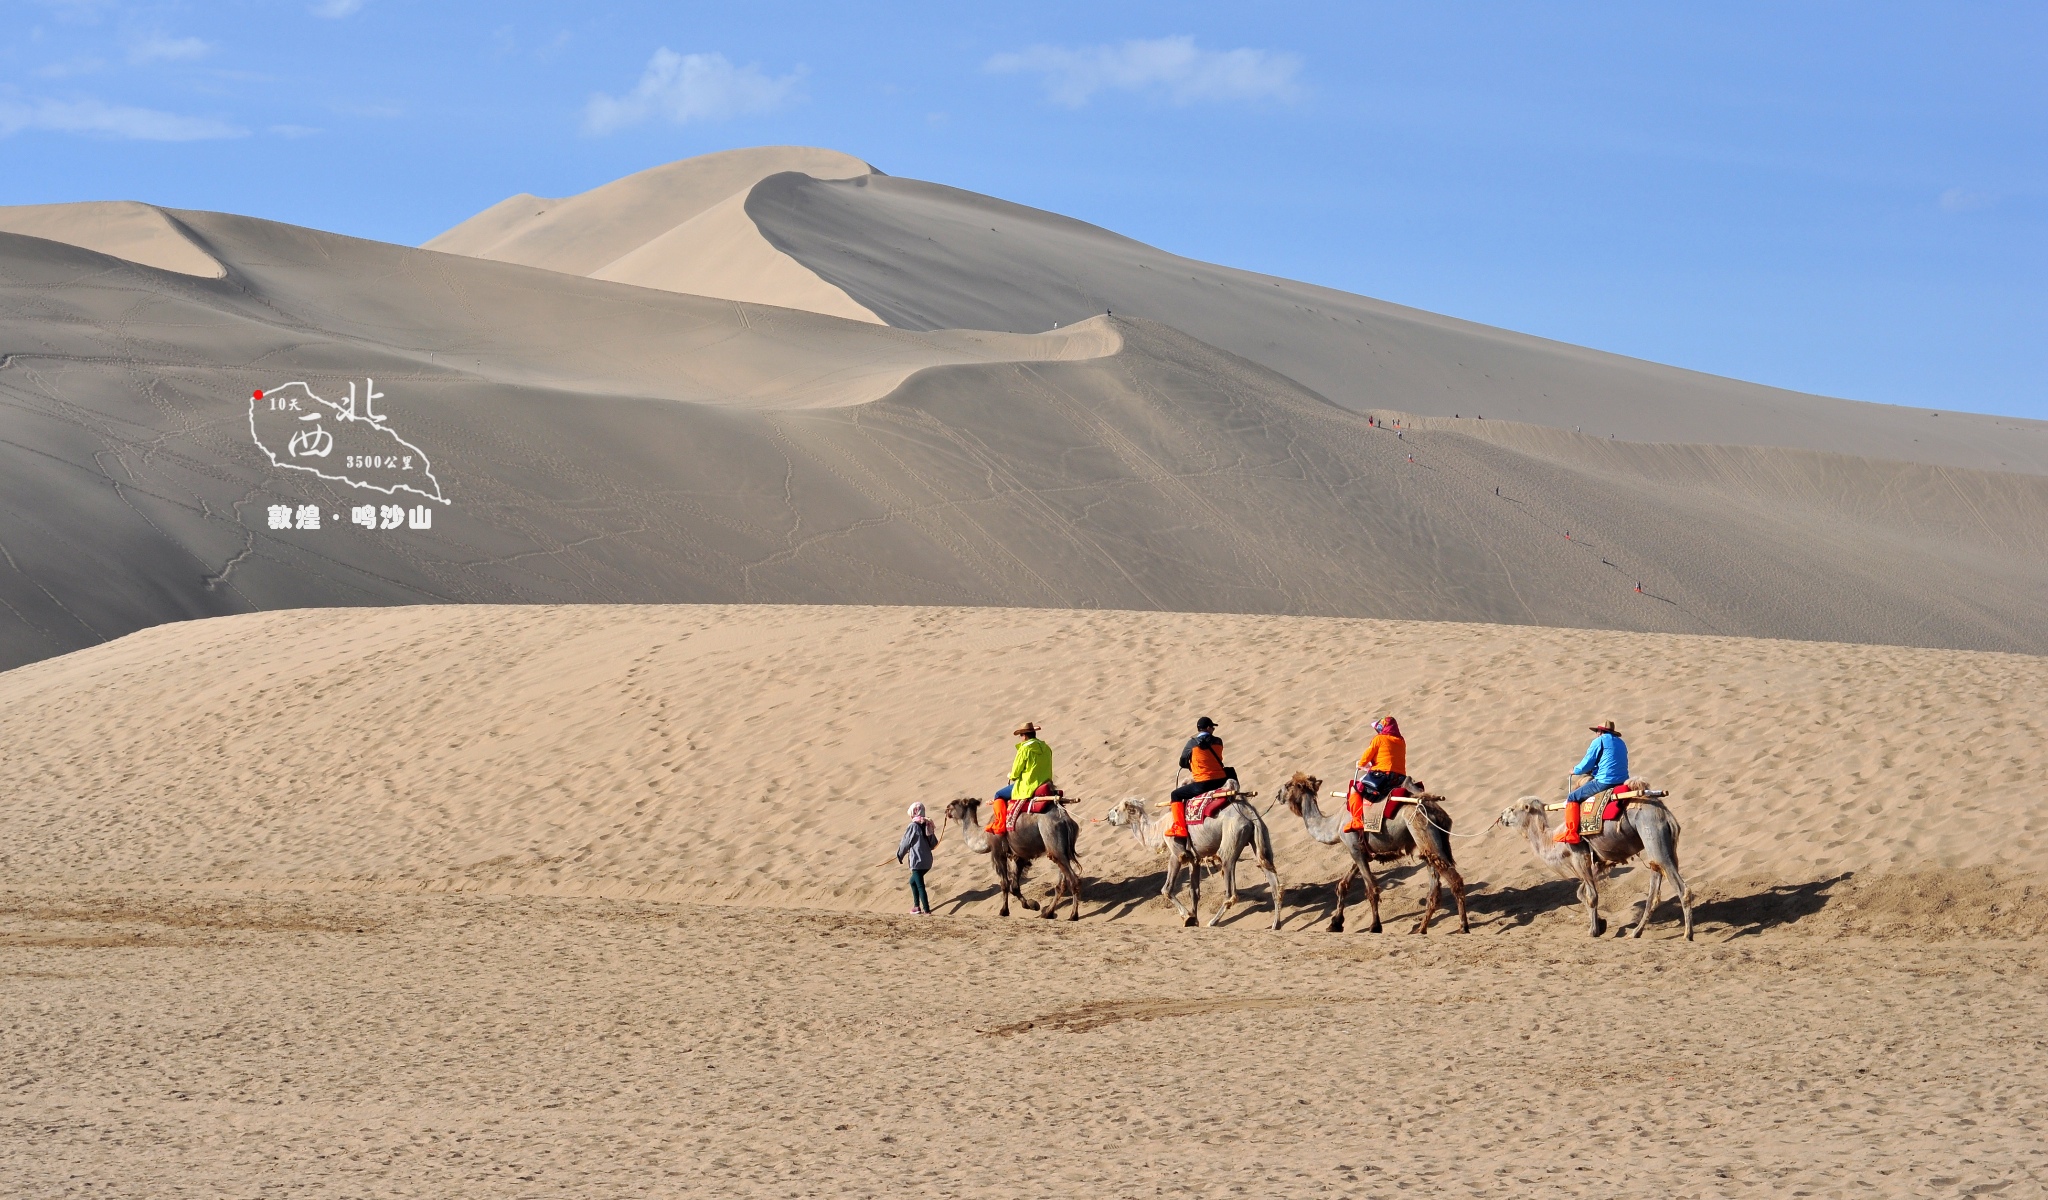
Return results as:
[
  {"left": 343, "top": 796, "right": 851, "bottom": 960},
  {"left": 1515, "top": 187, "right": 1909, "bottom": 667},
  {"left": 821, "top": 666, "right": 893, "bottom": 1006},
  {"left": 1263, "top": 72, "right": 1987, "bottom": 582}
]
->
[{"left": 248, "top": 378, "right": 449, "bottom": 505}]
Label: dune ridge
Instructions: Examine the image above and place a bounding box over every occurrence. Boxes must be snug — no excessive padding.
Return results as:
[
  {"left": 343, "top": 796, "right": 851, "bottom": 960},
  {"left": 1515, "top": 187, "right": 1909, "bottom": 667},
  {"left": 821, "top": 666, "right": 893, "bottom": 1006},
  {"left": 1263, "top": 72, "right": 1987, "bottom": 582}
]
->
[
  {"left": 424, "top": 146, "right": 878, "bottom": 317},
  {"left": 0, "top": 200, "right": 224, "bottom": 278}
]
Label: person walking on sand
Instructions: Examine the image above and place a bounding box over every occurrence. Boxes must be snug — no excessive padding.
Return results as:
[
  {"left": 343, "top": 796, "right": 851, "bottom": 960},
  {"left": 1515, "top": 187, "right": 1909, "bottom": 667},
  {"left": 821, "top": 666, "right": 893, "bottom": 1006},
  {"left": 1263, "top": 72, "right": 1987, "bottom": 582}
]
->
[
  {"left": 989, "top": 722, "right": 1053, "bottom": 835},
  {"left": 896, "top": 802, "right": 939, "bottom": 914}
]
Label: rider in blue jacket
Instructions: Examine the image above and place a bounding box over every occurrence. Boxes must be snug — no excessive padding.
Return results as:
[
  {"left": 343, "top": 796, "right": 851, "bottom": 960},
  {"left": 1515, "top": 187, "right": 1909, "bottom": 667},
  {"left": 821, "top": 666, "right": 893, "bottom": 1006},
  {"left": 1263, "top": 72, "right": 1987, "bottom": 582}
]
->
[
  {"left": 1560, "top": 721, "right": 1629, "bottom": 845},
  {"left": 1570, "top": 721, "right": 1630, "bottom": 803}
]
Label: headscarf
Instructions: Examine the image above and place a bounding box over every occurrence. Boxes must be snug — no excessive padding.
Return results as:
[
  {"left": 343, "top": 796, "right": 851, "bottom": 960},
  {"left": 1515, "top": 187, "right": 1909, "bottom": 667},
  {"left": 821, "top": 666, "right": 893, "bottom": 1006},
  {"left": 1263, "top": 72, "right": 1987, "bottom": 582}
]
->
[
  {"left": 1375, "top": 716, "right": 1403, "bottom": 739},
  {"left": 907, "top": 801, "right": 930, "bottom": 826}
]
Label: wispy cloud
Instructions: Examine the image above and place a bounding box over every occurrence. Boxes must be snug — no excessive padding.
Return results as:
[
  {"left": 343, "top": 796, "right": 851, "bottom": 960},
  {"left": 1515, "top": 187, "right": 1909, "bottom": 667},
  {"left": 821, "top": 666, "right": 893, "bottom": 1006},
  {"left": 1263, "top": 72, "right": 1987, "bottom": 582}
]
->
[
  {"left": 33, "top": 57, "right": 107, "bottom": 80},
  {"left": 1939, "top": 188, "right": 1995, "bottom": 214},
  {"left": 583, "top": 49, "right": 803, "bottom": 135},
  {"left": 986, "top": 35, "right": 1302, "bottom": 108},
  {"left": 127, "top": 33, "right": 211, "bottom": 64},
  {"left": 309, "top": 0, "right": 363, "bottom": 17},
  {"left": 0, "top": 97, "right": 246, "bottom": 141}
]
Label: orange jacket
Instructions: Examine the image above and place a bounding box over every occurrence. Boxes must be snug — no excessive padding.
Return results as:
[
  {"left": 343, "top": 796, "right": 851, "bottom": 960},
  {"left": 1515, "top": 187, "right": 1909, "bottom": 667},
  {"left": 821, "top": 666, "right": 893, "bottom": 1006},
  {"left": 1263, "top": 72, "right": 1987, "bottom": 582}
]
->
[
  {"left": 1358, "top": 733, "right": 1406, "bottom": 776},
  {"left": 1182, "top": 733, "right": 1226, "bottom": 783}
]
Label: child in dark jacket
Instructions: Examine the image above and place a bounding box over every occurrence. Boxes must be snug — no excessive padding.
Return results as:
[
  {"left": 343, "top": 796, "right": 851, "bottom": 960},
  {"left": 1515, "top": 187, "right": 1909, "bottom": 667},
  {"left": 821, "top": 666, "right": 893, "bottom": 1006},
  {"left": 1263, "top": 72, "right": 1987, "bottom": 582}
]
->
[{"left": 896, "top": 802, "right": 939, "bottom": 914}]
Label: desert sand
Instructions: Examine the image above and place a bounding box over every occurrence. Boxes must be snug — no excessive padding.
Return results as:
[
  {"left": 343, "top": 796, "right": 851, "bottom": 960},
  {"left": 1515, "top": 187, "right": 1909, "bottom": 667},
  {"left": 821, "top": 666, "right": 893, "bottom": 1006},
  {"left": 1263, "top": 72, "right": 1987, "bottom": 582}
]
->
[
  {"left": 5, "top": 141, "right": 2044, "bottom": 1197},
  {"left": 0, "top": 602, "right": 2043, "bottom": 1196}
]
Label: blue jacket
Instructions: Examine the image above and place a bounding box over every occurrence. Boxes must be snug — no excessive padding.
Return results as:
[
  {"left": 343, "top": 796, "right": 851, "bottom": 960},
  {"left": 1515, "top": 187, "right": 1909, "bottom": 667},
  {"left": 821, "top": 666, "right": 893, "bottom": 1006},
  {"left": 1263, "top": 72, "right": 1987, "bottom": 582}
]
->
[{"left": 1573, "top": 732, "right": 1629, "bottom": 786}]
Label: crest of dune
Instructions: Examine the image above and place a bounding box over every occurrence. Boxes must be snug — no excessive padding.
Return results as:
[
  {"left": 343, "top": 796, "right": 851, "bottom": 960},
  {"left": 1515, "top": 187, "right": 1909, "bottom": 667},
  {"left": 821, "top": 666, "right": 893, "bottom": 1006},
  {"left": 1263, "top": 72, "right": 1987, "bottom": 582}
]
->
[
  {"left": 424, "top": 145, "right": 882, "bottom": 320},
  {"left": 0, "top": 200, "right": 224, "bottom": 278}
]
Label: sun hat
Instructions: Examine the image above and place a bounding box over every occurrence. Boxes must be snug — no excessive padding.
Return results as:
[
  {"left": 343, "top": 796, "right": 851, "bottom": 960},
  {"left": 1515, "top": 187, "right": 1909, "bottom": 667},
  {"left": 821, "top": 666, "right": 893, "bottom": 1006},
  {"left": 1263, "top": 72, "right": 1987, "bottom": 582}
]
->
[
  {"left": 1013, "top": 722, "right": 1039, "bottom": 737},
  {"left": 1589, "top": 720, "right": 1618, "bottom": 734}
]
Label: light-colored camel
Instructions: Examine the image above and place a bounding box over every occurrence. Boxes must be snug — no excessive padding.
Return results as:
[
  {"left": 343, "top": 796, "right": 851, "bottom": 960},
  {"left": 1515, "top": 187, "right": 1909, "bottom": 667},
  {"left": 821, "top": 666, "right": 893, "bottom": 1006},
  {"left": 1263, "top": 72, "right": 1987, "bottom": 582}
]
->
[
  {"left": 1498, "top": 794, "right": 1694, "bottom": 939},
  {"left": 941, "top": 797, "right": 1085, "bottom": 920},
  {"left": 1101, "top": 794, "right": 1283, "bottom": 929},
  {"left": 1274, "top": 773, "right": 1469, "bottom": 934}
]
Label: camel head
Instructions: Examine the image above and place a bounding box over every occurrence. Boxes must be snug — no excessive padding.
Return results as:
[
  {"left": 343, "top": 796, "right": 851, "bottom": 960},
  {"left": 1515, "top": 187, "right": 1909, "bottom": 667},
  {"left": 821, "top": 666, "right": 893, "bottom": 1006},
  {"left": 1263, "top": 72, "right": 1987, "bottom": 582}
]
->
[
  {"left": 1498, "top": 796, "right": 1547, "bottom": 830},
  {"left": 943, "top": 797, "right": 982, "bottom": 829},
  {"left": 1278, "top": 772, "right": 1321, "bottom": 816},
  {"left": 1101, "top": 796, "right": 1148, "bottom": 828}
]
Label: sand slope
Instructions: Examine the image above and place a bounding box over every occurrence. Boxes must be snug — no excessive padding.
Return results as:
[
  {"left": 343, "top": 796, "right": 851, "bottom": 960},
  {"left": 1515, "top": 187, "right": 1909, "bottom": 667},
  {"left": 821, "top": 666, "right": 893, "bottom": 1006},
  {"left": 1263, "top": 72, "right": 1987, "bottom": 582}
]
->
[
  {"left": 1, "top": 208, "right": 2044, "bottom": 670},
  {"left": 743, "top": 171, "right": 2048, "bottom": 474},
  {"left": 0, "top": 200, "right": 224, "bottom": 278},
  {"left": 425, "top": 146, "right": 880, "bottom": 318},
  {"left": 3, "top": 605, "right": 2040, "bottom": 915}
]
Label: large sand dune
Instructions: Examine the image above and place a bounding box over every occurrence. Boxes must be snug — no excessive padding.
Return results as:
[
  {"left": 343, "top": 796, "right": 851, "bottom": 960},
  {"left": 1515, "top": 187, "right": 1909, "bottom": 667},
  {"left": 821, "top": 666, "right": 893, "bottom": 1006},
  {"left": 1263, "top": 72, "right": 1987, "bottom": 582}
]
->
[
  {"left": 1, "top": 147, "right": 2042, "bottom": 672},
  {"left": 4, "top": 604, "right": 2040, "bottom": 909}
]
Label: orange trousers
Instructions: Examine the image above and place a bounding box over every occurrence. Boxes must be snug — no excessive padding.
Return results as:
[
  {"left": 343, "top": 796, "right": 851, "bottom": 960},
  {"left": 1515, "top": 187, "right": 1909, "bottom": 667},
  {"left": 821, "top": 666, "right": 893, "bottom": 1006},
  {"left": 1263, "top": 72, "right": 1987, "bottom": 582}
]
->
[{"left": 986, "top": 798, "right": 1009, "bottom": 835}]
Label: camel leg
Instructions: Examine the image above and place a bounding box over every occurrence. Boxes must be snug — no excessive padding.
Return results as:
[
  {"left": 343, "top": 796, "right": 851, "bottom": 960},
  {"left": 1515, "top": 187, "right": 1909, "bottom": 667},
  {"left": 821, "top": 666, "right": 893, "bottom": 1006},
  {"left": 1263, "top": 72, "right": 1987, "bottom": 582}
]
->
[
  {"left": 1328, "top": 864, "right": 1353, "bottom": 933},
  {"left": 1058, "top": 850, "right": 1083, "bottom": 923},
  {"left": 1637, "top": 816, "right": 1694, "bottom": 940},
  {"left": 1263, "top": 859, "right": 1284, "bottom": 932},
  {"left": 1184, "top": 853, "right": 1202, "bottom": 928},
  {"left": 993, "top": 856, "right": 1012, "bottom": 918},
  {"left": 1206, "top": 849, "right": 1239, "bottom": 928},
  {"left": 1161, "top": 853, "right": 1193, "bottom": 923},
  {"left": 1630, "top": 863, "right": 1665, "bottom": 938},
  {"left": 1416, "top": 853, "right": 1470, "bottom": 935},
  {"left": 1414, "top": 865, "right": 1442, "bottom": 935},
  {"left": 1578, "top": 852, "right": 1606, "bottom": 937},
  {"left": 1357, "top": 848, "right": 1385, "bottom": 934}
]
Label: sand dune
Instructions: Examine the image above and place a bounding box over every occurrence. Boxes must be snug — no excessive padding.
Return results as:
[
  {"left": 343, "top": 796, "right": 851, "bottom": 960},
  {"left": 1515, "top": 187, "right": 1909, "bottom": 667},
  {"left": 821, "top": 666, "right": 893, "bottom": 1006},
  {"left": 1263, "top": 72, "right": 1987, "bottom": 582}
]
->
[
  {"left": 0, "top": 200, "right": 224, "bottom": 278},
  {"left": 744, "top": 171, "right": 2048, "bottom": 473},
  {"left": 1, "top": 145, "right": 2041, "bottom": 672},
  {"left": 3, "top": 604, "right": 2040, "bottom": 911},
  {"left": 426, "top": 146, "right": 878, "bottom": 318},
  {"left": 1, "top": 206, "right": 2044, "bottom": 671}
]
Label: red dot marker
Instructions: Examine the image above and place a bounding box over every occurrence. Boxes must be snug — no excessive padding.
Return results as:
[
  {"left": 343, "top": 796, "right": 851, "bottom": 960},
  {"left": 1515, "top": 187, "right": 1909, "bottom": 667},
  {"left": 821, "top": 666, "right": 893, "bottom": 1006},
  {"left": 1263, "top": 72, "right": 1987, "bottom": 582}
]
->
[{"left": 253, "top": 389, "right": 264, "bottom": 400}]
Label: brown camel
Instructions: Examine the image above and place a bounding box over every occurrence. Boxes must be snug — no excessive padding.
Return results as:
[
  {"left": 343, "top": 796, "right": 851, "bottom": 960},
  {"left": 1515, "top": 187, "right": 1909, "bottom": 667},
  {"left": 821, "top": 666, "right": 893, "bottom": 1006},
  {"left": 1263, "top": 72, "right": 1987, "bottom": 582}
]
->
[
  {"left": 941, "top": 797, "right": 1085, "bottom": 920},
  {"left": 1274, "top": 773, "right": 1469, "bottom": 934},
  {"left": 1498, "top": 794, "right": 1693, "bottom": 939}
]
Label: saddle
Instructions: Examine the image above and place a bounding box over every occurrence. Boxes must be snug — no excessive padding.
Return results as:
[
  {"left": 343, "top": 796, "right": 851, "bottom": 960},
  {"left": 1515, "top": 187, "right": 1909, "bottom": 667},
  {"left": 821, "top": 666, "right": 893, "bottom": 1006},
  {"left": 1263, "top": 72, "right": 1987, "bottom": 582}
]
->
[
  {"left": 1349, "top": 775, "right": 1419, "bottom": 834},
  {"left": 1548, "top": 780, "right": 1667, "bottom": 836},
  {"left": 1187, "top": 787, "right": 1241, "bottom": 825},
  {"left": 1007, "top": 784, "right": 1064, "bottom": 828}
]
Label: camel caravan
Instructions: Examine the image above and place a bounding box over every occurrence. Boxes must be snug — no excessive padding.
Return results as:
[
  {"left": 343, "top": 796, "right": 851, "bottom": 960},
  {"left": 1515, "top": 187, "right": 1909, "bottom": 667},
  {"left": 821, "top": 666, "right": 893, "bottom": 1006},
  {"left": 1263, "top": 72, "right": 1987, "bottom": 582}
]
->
[{"left": 924, "top": 717, "right": 1693, "bottom": 939}]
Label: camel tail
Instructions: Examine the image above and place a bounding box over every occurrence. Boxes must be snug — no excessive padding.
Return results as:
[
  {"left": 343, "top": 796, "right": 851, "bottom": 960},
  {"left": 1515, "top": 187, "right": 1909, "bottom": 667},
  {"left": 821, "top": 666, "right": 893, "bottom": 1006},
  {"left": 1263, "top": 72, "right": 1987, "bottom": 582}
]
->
[
  {"left": 1417, "top": 797, "right": 1458, "bottom": 870},
  {"left": 1253, "top": 808, "right": 1277, "bottom": 871}
]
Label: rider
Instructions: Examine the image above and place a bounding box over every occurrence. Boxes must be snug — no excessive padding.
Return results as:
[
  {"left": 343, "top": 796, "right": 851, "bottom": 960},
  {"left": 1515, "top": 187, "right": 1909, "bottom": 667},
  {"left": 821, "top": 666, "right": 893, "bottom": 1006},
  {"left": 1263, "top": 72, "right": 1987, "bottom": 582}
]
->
[
  {"left": 990, "top": 722, "right": 1053, "bottom": 835},
  {"left": 1558, "top": 720, "right": 1629, "bottom": 844},
  {"left": 1348, "top": 716, "right": 1407, "bottom": 831},
  {"left": 1168, "top": 717, "right": 1237, "bottom": 845}
]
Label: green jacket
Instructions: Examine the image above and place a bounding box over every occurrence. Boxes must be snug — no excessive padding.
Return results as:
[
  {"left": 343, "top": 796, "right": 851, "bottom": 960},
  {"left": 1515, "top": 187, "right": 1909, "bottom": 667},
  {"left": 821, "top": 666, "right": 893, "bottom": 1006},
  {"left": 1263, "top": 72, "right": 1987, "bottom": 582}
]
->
[{"left": 1009, "top": 737, "right": 1053, "bottom": 797}]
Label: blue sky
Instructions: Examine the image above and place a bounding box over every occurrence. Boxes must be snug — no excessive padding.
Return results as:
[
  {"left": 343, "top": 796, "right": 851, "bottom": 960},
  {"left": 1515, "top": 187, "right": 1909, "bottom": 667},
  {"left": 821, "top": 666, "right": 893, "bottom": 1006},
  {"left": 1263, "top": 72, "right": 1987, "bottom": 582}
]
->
[{"left": 3, "top": 1, "right": 2043, "bottom": 419}]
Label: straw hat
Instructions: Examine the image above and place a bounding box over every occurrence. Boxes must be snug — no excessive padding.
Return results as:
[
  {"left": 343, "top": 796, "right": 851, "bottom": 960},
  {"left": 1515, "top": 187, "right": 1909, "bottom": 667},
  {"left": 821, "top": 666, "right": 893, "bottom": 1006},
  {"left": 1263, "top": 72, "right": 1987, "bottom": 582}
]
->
[
  {"left": 1013, "top": 722, "right": 1039, "bottom": 737},
  {"left": 1589, "top": 720, "right": 1618, "bottom": 734}
]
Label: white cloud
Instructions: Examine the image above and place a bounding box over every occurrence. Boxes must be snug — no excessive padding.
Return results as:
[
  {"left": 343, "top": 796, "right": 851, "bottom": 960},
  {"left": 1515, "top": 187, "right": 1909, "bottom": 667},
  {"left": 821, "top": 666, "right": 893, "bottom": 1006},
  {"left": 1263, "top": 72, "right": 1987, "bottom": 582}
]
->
[
  {"left": 33, "top": 56, "right": 107, "bottom": 79},
  {"left": 309, "top": 0, "right": 363, "bottom": 17},
  {"left": 583, "top": 49, "right": 803, "bottom": 135},
  {"left": 1939, "top": 188, "right": 1995, "bottom": 214},
  {"left": 127, "top": 34, "right": 211, "bottom": 64},
  {"left": 986, "top": 35, "right": 1302, "bottom": 108},
  {"left": 0, "top": 97, "right": 246, "bottom": 141}
]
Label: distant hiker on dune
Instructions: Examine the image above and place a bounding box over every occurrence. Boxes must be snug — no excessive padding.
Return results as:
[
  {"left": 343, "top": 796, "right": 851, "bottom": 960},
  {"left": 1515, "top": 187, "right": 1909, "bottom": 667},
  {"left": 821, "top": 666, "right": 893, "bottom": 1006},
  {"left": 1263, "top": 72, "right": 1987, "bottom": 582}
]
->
[{"left": 896, "top": 803, "right": 939, "bottom": 915}]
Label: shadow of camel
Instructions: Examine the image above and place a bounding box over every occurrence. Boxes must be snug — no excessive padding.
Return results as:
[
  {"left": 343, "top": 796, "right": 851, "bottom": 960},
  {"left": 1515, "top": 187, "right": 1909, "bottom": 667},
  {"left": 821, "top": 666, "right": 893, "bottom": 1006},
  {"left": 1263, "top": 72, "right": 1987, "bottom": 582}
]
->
[{"left": 1693, "top": 874, "right": 1850, "bottom": 939}]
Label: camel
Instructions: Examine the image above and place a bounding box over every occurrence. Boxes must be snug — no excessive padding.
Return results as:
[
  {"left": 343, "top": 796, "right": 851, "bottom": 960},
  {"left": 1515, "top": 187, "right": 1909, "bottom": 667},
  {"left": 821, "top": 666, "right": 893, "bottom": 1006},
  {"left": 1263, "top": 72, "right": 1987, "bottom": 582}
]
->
[
  {"left": 941, "top": 797, "right": 1085, "bottom": 920},
  {"left": 1274, "top": 773, "right": 1469, "bottom": 934},
  {"left": 1101, "top": 792, "right": 1283, "bottom": 929},
  {"left": 1498, "top": 794, "right": 1693, "bottom": 939}
]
